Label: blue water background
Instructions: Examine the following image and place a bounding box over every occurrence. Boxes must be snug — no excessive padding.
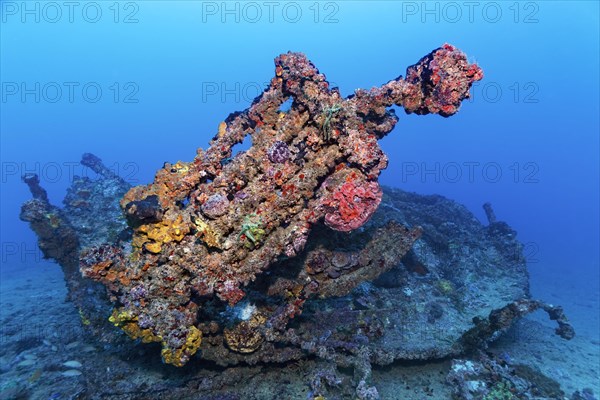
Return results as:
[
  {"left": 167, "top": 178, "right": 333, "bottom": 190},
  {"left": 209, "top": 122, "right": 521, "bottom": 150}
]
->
[{"left": 1, "top": 2, "right": 598, "bottom": 330}]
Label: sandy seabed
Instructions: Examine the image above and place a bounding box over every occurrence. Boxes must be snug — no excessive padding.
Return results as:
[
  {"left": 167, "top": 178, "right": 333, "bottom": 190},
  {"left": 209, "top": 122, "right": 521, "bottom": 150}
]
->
[{"left": 0, "top": 261, "right": 598, "bottom": 400}]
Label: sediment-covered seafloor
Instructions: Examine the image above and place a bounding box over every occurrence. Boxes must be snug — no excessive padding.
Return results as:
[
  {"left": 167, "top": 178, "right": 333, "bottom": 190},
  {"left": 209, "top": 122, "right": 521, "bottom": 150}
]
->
[{"left": 9, "top": 45, "right": 594, "bottom": 399}]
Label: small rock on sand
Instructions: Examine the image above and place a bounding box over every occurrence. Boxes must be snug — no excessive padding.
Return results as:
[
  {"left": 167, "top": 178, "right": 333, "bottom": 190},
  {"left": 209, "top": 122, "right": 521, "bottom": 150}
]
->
[
  {"left": 61, "top": 369, "right": 82, "bottom": 377},
  {"left": 63, "top": 360, "right": 82, "bottom": 368}
]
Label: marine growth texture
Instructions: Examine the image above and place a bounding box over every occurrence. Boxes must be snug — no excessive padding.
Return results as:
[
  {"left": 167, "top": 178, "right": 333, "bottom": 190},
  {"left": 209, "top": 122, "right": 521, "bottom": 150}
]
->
[{"left": 80, "top": 44, "right": 483, "bottom": 366}]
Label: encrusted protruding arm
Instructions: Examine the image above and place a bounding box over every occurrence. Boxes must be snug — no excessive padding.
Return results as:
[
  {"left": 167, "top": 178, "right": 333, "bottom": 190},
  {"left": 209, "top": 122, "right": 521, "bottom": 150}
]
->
[
  {"left": 397, "top": 43, "right": 483, "bottom": 116},
  {"left": 483, "top": 202, "right": 497, "bottom": 224},
  {"left": 81, "top": 152, "right": 121, "bottom": 179},
  {"left": 461, "top": 298, "right": 575, "bottom": 351},
  {"left": 22, "top": 173, "right": 49, "bottom": 203},
  {"left": 20, "top": 174, "right": 79, "bottom": 267}
]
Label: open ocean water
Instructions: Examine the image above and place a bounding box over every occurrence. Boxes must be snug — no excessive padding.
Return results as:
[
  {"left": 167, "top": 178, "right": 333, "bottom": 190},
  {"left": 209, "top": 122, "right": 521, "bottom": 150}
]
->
[{"left": 1, "top": 2, "right": 599, "bottom": 399}]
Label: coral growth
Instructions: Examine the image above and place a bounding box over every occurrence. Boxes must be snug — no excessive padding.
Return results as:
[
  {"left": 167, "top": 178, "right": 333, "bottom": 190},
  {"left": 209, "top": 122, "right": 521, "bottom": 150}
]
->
[
  {"left": 20, "top": 155, "right": 131, "bottom": 342},
  {"left": 20, "top": 152, "right": 582, "bottom": 396},
  {"left": 320, "top": 169, "right": 383, "bottom": 232},
  {"left": 77, "top": 45, "right": 483, "bottom": 366},
  {"left": 447, "top": 352, "right": 568, "bottom": 400}
]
